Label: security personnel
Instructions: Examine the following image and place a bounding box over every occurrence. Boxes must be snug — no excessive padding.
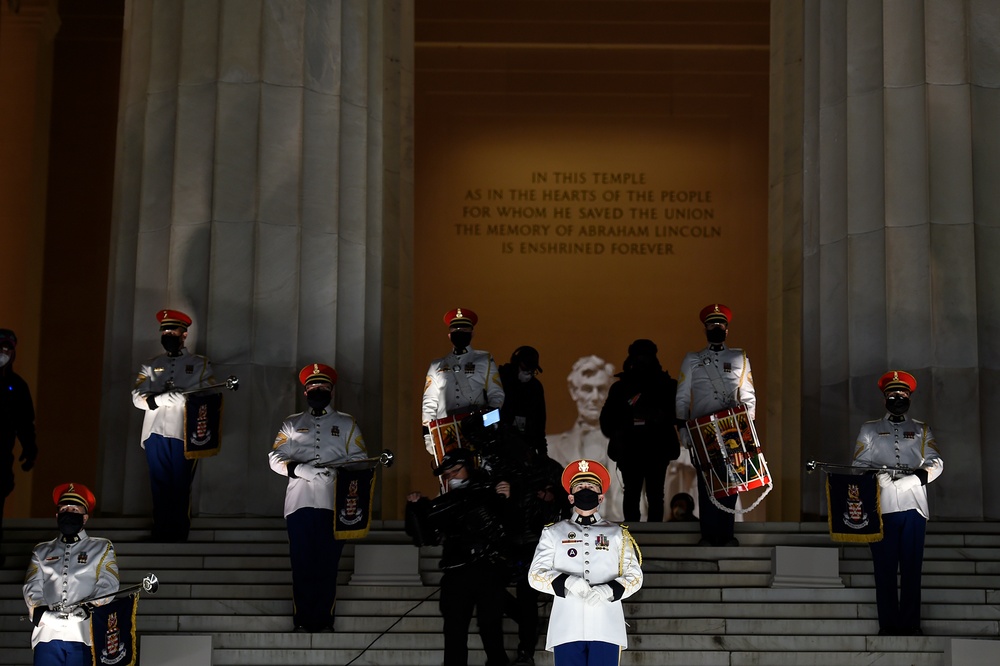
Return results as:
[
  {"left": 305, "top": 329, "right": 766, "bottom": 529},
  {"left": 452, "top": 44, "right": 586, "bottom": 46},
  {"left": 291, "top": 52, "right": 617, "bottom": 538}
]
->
[
  {"left": 0, "top": 328, "right": 38, "bottom": 564},
  {"left": 528, "top": 459, "right": 643, "bottom": 665},
  {"left": 131, "top": 309, "right": 215, "bottom": 542},
  {"left": 675, "top": 303, "right": 756, "bottom": 546},
  {"left": 853, "top": 370, "right": 943, "bottom": 636},
  {"left": 422, "top": 308, "right": 504, "bottom": 455},
  {"left": 23, "top": 483, "right": 119, "bottom": 666},
  {"left": 268, "top": 363, "right": 368, "bottom": 632}
]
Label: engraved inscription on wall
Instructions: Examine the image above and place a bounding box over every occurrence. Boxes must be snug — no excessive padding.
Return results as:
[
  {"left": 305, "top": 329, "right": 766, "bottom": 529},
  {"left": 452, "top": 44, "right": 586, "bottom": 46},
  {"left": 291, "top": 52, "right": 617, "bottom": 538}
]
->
[{"left": 455, "top": 171, "right": 718, "bottom": 257}]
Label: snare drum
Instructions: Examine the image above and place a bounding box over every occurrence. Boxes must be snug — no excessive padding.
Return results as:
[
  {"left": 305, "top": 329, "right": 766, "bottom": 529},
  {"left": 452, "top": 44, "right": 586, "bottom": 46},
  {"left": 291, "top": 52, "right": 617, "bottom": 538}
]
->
[
  {"left": 427, "top": 411, "right": 473, "bottom": 470},
  {"left": 685, "top": 404, "right": 771, "bottom": 503}
]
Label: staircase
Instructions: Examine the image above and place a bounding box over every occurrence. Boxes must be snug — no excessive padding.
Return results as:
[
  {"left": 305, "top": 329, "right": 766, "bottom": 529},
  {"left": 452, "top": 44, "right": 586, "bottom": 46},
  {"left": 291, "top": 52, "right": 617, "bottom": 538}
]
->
[{"left": 1, "top": 518, "right": 998, "bottom": 665}]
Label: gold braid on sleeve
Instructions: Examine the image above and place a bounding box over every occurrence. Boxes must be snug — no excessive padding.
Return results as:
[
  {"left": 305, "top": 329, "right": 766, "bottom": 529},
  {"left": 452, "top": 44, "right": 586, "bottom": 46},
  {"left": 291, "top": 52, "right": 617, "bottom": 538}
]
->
[{"left": 619, "top": 526, "right": 642, "bottom": 576}]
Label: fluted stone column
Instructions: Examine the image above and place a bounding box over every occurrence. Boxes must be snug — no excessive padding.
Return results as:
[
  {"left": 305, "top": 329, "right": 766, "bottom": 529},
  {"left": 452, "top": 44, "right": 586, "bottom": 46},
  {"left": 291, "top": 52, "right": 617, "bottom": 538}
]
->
[
  {"left": 0, "top": 0, "right": 58, "bottom": 516},
  {"left": 98, "top": 0, "right": 413, "bottom": 518},
  {"left": 773, "top": 0, "right": 1000, "bottom": 519}
]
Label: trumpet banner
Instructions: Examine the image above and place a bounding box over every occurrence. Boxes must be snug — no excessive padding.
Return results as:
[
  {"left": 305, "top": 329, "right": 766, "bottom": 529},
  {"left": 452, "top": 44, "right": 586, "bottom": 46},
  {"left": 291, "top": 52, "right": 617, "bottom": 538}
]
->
[
  {"left": 90, "top": 593, "right": 138, "bottom": 666},
  {"left": 183, "top": 392, "right": 223, "bottom": 459},
  {"left": 826, "top": 473, "right": 883, "bottom": 543},
  {"left": 333, "top": 466, "right": 376, "bottom": 540}
]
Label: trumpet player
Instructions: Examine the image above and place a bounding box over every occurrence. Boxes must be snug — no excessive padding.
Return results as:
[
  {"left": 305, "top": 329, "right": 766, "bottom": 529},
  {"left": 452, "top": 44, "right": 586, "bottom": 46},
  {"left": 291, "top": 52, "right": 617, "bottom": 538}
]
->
[
  {"left": 23, "top": 483, "right": 119, "bottom": 666},
  {"left": 268, "top": 364, "right": 368, "bottom": 633},
  {"left": 131, "top": 309, "right": 215, "bottom": 542},
  {"left": 853, "top": 370, "right": 944, "bottom": 636}
]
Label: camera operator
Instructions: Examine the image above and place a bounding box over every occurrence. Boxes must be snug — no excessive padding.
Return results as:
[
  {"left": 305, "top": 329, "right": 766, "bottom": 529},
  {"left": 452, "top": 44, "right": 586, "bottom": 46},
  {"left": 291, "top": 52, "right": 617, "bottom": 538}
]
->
[{"left": 405, "top": 448, "right": 514, "bottom": 666}]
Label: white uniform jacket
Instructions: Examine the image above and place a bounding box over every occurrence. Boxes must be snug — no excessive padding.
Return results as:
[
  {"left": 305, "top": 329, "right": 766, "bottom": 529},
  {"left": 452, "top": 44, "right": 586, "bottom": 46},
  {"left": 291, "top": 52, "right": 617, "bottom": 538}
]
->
[
  {"left": 131, "top": 348, "right": 215, "bottom": 445},
  {"left": 23, "top": 530, "right": 119, "bottom": 648},
  {"left": 676, "top": 344, "right": 755, "bottom": 439},
  {"left": 853, "top": 414, "right": 943, "bottom": 519},
  {"left": 528, "top": 513, "right": 643, "bottom": 650},
  {"left": 268, "top": 408, "right": 368, "bottom": 517},
  {"left": 422, "top": 346, "right": 504, "bottom": 425}
]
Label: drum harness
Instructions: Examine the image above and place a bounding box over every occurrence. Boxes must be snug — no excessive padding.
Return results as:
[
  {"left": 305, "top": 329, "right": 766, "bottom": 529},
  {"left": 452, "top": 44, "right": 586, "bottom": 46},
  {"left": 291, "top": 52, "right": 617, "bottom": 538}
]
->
[
  {"left": 447, "top": 354, "right": 487, "bottom": 414},
  {"left": 697, "top": 348, "right": 743, "bottom": 410}
]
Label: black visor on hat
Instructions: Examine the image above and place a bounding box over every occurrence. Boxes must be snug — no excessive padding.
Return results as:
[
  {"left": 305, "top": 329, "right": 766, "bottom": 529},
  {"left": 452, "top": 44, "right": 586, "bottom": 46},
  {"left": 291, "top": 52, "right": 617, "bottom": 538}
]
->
[{"left": 433, "top": 448, "right": 472, "bottom": 476}]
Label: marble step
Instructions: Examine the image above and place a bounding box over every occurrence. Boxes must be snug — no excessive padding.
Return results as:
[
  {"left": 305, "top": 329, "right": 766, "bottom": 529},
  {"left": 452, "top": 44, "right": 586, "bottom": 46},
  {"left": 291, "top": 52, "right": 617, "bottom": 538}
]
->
[
  {"left": 0, "top": 646, "right": 947, "bottom": 666},
  {"left": 4, "top": 597, "right": 995, "bottom": 625}
]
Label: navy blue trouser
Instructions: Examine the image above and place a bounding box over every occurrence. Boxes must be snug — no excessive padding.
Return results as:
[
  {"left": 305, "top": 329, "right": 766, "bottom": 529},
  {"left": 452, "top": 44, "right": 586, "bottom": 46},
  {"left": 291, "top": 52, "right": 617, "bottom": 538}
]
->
[
  {"left": 697, "top": 474, "right": 737, "bottom": 544},
  {"left": 287, "top": 507, "right": 344, "bottom": 631},
  {"left": 144, "top": 434, "right": 196, "bottom": 542},
  {"left": 869, "top": 509, "right": 926, "bottom": 633},
  {"left": 33, "top": 639, "right": 91, "bottom": 666},
  {"left": 553, "top": 641, "right": 621, "bottom": 666}
]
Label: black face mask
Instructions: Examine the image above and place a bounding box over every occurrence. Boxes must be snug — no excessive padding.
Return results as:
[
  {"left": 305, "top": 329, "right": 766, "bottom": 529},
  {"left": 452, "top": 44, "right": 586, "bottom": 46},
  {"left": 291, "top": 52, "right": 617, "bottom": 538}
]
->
[
  {"left": 57, "top": 512, "right": 85, "bottom": 537},
  {"left": 306, "top": 391, "right": 331, "bottom": 411},
  {"left": 885, "top": 396, "right": 910, "bottom": 416},
  {"left": 449, "top": 331, "right": 472, "bottom": 351},
  {"left": 572, "top": 488, "right": 600, "bottom": 511},
  {"left": 161, "top": 334, "right": 183, "bottom": 354},
  {"left": 706, "top": 328, "right": 727, "bottom": 344}
]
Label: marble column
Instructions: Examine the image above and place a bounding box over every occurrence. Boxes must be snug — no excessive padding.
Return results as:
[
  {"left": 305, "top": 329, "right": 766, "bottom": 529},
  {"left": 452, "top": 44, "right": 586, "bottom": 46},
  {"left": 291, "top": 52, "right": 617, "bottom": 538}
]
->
[
  {"left": 0, "top": 0, "right": 58, "bottom": 516},
  {"left": 98, "top": 0, "right": 413, "bottom": 518},
  {"left": 773, "top": 0, "right": 1000, "bottom": 519}
]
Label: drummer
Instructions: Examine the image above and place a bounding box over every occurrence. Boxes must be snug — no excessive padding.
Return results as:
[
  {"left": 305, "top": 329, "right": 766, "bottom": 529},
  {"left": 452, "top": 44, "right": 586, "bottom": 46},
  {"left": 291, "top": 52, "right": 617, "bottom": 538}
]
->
[
  {"left": 675, "top": 304, "right": 756, "bottom": 547},
  {"left": 421, "top": 307, "right": 505, "bottom": 456}
]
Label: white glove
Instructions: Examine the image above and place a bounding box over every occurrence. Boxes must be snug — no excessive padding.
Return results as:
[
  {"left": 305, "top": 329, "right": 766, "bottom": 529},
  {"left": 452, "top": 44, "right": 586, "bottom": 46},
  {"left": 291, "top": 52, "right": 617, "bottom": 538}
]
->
[
  {"left": 293, "top": 464, "right": 328, "bottom": 482},
  {"left": 893, "top": 474, "right": 922, "bottom": 492},
  {"left": 876, "top": 472, "right": 893, "bottom": 489},
  {"left": 423, "top": 433, "right": 435, "bottom": 455},
  {"left": 585, "top": 584, "right": 614, "bottom": 606},
  {"left": 156, "top": 391, "right": 185, "bottom": 408},
  {"left": 565, "top": 576, "right": 591, "bottom": 598}
]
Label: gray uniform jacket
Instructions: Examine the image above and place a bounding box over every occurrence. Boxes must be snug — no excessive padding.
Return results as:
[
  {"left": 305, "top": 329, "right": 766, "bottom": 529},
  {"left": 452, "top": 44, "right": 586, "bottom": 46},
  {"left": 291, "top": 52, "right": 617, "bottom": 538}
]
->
[
  {"left": 422, "top": 346, "right": 504, "bottom": 425},
  {"left": 853, "top": 414, "right": 944, "bottom": 519},
  {"left": 131, "top": 348, "right": 215, "bottom": 444},
  {"left": 23, "top": 530, "right": 119, "bottom": 648},
  {"left": 268, "top": 408, "right": 368, "bottom": 517}
]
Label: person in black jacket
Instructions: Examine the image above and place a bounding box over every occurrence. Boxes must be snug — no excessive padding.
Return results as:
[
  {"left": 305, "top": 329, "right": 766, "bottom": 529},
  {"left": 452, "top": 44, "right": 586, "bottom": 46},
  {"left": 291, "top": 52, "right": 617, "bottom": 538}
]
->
[
  {"left": 599, "top": 339, "right": 680, "bottom": 522},
  {"left": 498, "top": 346, "right": 547, "bottom": 457},
  {"left": 0, "top": 329, "right": 38, "bottom": 565},
  {"left": 406, "top": 449, "right": 513, "bottom": 666}
]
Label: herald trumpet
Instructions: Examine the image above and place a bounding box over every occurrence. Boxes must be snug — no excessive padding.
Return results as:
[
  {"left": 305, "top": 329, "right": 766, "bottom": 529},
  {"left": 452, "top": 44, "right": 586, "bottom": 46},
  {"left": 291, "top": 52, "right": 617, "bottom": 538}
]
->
[
  {"left": 316, "top": 449, "right": 394, "bottom": 470},
  {"left": 806, "top": 460, "right": 914, "bottom": 475},
  {"left": 180, "top": 375, "right": 239, "bottom": 395},
  {"left": 53, "top": 574, "right": 159, "bottom": 612}
]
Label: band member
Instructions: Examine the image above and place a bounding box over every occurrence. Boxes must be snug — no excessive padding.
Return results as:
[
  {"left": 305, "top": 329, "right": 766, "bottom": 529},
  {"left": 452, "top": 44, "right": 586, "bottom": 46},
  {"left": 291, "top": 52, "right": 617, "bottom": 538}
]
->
[
  {"left": 130, "top": 309, "right": 215, "bottom": 542},
  {"left": 23, "top": 483, "right": 119, "bottom": 666},
  {"left": 268, "top": 363, "right": 369, "bottom": 632},
  {"left": 676, "top": 303, "right": 755, "bottom": 546},
  {"left": 853, "top": 370, "right": 943, "bottom": 636},
  {"left": 421, "top": 308, "right": 504, "bottom": 455},
  {"left": 529, "top": 459, "right": 643, "bottom": 665}
]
